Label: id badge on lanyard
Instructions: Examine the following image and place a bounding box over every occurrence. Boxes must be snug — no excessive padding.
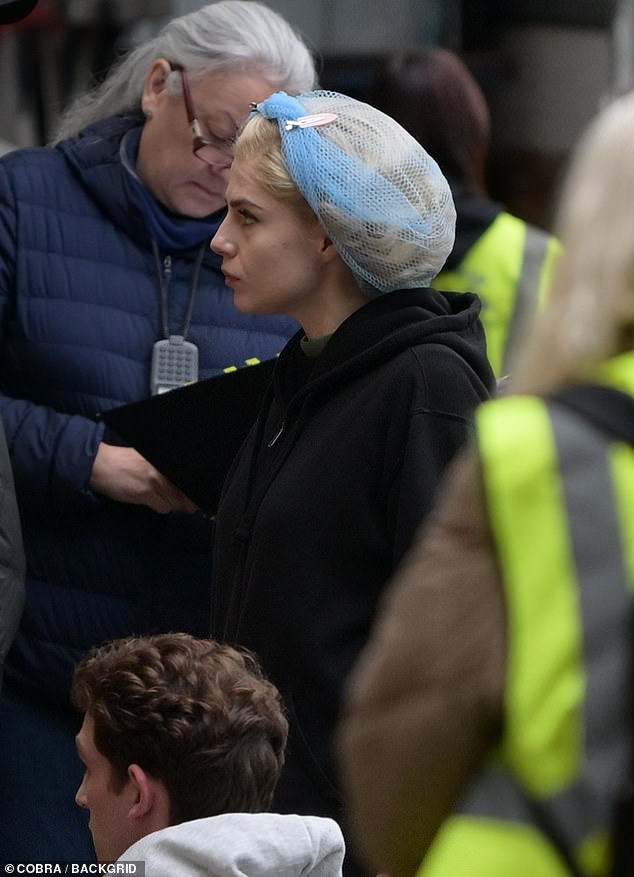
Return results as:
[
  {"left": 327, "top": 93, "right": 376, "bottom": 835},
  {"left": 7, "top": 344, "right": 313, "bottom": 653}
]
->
[
  {"left": 151, "top": 335, "right": 199, "bottom": 395},
  {"left": 151, "top": 243, "right": 205, "bottom": 395}
]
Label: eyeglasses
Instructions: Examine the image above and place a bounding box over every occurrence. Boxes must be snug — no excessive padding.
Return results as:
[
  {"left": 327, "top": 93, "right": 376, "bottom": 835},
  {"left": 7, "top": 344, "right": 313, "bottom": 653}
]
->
[{"left": 172, "top": 64, "right": 236, "bottom": 164}]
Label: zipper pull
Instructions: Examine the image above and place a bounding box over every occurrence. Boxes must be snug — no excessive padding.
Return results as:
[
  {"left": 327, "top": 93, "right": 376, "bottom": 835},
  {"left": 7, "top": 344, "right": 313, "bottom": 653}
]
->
[
  {"left": 163, "top": 254, "right": 172, "bottom": 277},
  {"left": 268, "top": 422, "right": 285, "bottom": 447}
]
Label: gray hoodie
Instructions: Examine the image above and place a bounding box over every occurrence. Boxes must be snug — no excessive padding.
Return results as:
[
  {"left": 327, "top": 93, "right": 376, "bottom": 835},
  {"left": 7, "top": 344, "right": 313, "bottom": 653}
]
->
[{"left": 118, "top": 813, "right": 345, "bottom": 877}]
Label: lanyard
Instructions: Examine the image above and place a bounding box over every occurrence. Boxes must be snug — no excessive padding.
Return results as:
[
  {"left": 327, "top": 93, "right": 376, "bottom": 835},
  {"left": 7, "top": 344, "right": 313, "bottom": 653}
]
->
[
  {"left": 151, "top": 238, "right": 205, "bottom": 341},
  {"left": 150, "top": 240, "right": 206, "bottom": 394}
]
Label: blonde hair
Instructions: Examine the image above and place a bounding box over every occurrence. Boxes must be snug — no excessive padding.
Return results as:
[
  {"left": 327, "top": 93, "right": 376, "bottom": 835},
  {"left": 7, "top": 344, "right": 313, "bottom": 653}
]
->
[
  {"left": 237, "top": 90, "right": 455, "bottom": 294},
  {"left": 233, "top": 112, "right": 319, "bottom": 226},
  {"left": 511, "top": 91, "right": 634, "bottom": 394}
]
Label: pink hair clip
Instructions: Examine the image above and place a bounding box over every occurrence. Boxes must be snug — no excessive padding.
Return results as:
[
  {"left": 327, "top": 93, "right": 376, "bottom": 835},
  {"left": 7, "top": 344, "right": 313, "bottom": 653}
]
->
[{"left": 284, "top": 113, "right": 338, "bottom": 131}]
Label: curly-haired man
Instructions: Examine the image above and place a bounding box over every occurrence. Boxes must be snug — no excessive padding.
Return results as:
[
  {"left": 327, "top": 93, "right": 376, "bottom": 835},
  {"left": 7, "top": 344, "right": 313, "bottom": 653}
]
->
[{"left": 72, "top": 633, "right": 344, "bottom": 875}]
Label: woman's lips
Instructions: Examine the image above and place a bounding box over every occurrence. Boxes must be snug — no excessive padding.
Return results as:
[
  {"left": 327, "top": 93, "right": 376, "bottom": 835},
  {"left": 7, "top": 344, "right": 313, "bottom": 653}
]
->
[{"left": 222, "top": 270, "right": 239, "bottom": 287}]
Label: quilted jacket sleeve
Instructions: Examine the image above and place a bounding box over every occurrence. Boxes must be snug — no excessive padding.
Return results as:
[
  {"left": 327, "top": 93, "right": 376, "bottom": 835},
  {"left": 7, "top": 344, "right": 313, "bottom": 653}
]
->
[
  {"left": 0, "top": 412, "right": 25, "bottom": 692},
  {"left": 0, "top": 161, "right": 106, "bottom": 513}
]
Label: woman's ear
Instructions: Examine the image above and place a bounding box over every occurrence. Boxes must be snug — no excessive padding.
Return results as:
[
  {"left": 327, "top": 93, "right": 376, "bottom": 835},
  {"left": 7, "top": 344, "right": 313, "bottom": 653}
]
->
[
  {"left": 141, "top": 58, "right": 173, "bottom": 117},
  {"left": 319, "top": 235, "right": 339, "bottom": 262}
]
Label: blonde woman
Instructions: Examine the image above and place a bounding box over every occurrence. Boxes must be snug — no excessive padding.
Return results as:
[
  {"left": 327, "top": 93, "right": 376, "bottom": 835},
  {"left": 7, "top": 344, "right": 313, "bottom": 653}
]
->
[{"left": 210, "top": 89, "right": 495, "bottom": 877}]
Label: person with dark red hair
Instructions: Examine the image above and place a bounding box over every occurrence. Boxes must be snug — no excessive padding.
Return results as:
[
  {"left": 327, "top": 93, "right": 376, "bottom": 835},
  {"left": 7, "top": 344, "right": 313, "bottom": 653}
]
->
[{"left": 365, "top": 47, "right": 561, "bottom": 379}]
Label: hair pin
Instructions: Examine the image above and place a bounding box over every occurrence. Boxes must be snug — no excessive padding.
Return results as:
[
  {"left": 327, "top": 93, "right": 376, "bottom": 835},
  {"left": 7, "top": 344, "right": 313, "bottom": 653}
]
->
[{"left": 284, "top": 113, "right": 338, "bottom": 131}]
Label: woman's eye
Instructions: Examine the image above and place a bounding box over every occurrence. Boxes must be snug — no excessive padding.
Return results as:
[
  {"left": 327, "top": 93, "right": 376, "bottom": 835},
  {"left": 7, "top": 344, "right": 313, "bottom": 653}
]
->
[
  {"left": 238, "top": 209, "right": 255, "bottom": 225},
  {"left": 205, "top": 124, "right": 236, "bottom": 149},
  {"left": 210, "top": 131, "right": 230, "bottom": 147}
]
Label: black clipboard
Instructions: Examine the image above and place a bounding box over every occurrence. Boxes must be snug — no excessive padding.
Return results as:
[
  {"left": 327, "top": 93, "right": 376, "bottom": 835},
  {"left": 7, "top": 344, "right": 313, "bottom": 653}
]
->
[{"left": 98, "top": 358, "right": 275, "bottom": 514}]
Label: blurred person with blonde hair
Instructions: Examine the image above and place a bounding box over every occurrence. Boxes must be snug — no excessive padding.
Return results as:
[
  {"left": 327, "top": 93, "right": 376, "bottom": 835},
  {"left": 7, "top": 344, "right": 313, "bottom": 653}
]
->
[{"left": 338, "top": 89, "right": 634, "bottom": 877}]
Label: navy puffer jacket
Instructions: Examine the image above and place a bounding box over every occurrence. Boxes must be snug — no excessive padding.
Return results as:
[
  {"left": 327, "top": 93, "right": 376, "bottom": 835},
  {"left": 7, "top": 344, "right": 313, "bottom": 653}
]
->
[{"left": 0, "top": 114, "right": 297, "bottom": 705}]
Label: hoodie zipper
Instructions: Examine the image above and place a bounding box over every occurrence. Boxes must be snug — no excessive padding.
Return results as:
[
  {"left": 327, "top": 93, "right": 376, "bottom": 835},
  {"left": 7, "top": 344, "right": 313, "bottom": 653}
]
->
[{"left": 267, "top": 421, "right": 285, "bottom": 447}]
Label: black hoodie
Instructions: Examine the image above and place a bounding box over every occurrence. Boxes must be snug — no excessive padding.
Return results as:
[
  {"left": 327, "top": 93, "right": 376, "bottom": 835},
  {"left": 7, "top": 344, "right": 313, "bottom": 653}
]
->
[{"left": 211, "top": 287, "right": 494, "bottom": 858}]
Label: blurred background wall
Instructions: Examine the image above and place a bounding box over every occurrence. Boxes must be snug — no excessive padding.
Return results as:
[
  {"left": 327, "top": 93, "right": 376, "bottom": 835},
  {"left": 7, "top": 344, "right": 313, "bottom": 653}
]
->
[{"left": 0, "top": 0, "right": 631, "bottom": 229}]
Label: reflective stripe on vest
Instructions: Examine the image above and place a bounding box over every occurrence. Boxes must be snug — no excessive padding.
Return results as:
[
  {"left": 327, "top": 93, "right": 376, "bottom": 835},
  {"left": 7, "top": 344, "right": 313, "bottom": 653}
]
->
[
  {"left": 504, "top": 225, "right": 556, "bottom": 375},
  {"left": 433, "top": 213, "right": 559, "bottom": 377},
  {"left": 418, "top": 392, "right": 633, "bottom": 877}
]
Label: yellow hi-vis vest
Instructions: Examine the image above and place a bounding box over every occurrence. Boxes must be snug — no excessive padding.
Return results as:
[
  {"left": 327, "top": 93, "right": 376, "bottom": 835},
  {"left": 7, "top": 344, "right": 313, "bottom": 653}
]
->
[
  {"left": 432, "top": 212, "right": 560, "bottom": 378},
  {"left": 418, "top": 353, "right": 634, "bottom": 877}
]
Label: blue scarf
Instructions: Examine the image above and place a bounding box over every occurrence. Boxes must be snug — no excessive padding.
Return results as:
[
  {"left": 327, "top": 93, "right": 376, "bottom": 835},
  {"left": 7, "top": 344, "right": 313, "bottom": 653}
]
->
[{"left": 122, "top": 127, "right": 224, "bottom": 251}]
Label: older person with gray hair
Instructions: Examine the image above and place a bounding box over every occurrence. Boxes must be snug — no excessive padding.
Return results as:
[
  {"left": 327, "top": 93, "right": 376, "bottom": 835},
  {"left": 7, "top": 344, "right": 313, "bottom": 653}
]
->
[
  {"left": 210, "top": 89, "right": 496, "bottom": 877},
  {"left": 0, "top": 0, "right": 316, "bottom": 864}
]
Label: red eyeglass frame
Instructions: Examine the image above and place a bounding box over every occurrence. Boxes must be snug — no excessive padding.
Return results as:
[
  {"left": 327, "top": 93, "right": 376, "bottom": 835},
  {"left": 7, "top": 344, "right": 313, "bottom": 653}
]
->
[{"left": 171, "top": 64, "right": 236, "bottom": 162}]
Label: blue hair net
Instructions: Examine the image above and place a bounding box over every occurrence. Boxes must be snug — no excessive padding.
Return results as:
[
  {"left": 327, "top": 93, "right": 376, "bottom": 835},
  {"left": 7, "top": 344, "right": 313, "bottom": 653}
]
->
[{"left": 254, "top": 90, "right": 456, "bottom": 294}]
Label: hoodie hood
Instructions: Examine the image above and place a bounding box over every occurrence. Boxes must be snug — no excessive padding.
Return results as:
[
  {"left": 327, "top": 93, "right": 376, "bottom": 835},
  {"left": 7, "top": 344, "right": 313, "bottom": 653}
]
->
[
  {"left": 275, "top": 286, "right": 494, "bottom": 413},
  {"left": 117, "top": 812, "right": 345, "bottom": 877}
]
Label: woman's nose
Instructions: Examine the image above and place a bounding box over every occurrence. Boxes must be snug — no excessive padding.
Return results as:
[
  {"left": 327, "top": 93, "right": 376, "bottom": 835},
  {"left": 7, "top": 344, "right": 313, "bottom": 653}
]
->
[
  {"left": 75, "top": 778, "right": 88, "bottom": 809},
  {"left": 210, "top": 231, "right": 222, "bottom": 254},
  {"left": 210, "top": 223, "right": 232, "bottom": 255}
]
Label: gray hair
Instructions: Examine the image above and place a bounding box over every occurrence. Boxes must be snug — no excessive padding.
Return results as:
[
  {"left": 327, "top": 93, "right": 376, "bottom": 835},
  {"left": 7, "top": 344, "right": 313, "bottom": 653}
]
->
[{"left": 53, "top": 0, "right": 318, "bottom": 142}]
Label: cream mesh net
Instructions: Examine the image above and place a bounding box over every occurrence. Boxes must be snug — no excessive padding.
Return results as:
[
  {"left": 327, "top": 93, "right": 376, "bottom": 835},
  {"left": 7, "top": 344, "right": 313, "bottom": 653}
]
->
[{"left": 255, "top": 90, "right": 456, "bottom": 294}]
